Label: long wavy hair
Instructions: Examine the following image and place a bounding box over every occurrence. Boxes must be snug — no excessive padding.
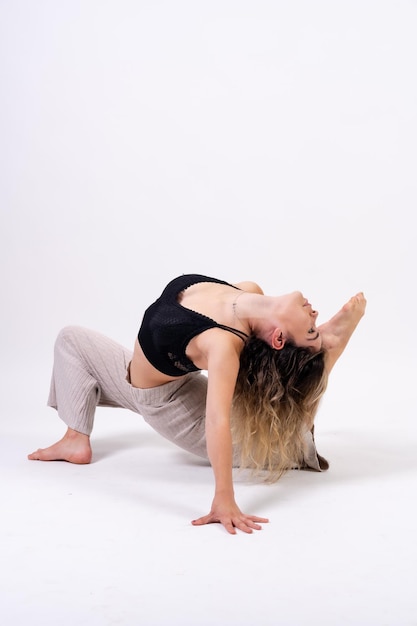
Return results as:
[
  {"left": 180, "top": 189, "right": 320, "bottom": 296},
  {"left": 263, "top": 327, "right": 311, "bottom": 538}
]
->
[{"left": 231, "top": 335, "right": 328, "bottom": 482}]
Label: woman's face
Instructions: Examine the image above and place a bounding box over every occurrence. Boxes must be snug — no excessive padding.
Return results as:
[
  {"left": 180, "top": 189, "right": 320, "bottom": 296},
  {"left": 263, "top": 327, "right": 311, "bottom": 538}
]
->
[{"left": 276, "top": 291, "right": 322, "bottom": 351}]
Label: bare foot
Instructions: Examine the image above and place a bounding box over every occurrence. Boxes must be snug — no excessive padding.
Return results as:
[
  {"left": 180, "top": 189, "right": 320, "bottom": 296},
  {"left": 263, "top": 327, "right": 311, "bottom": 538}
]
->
[
  {"left": 28, "top": 428, "right": 92, "bottom": 464},
  {"left": 318, "top": 292, "right": 367, "bottom": 372}
]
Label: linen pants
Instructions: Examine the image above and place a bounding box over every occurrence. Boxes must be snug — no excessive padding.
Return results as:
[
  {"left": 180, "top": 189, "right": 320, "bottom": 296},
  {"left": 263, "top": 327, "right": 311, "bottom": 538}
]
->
[
  {"left": 47, "top": 326, "right": 209, "bottom": 459},
  {"left": 47, "top": 326, "right": 327, "bottom": 470}
]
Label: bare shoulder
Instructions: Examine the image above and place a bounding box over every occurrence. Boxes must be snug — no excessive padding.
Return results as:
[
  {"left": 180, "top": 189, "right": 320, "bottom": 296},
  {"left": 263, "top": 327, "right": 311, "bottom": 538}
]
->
[
  {"left": 232, "top": 280, "right": 264, "bottom": 295},
  {"left": 185, "top": 325, "right": 242, "bottom": 374},
  {"left": 195, "top": 326, "right": 243, "bottom": 364}
]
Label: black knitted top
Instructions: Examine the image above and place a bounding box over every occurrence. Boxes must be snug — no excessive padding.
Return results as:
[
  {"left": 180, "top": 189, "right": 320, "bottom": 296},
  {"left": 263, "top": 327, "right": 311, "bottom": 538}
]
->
[{"left": 138, "top": 274, "right": 248, "bottom": 376}]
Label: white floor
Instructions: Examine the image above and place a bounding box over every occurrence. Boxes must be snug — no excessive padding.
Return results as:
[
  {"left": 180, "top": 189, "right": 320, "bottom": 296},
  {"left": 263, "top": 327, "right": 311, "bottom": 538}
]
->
[
  {"left": 2, "top": 359, "right": 416, "bottom": 626},
  {"left": 2, "top": 1, "right": 417, "bottom": 624}
]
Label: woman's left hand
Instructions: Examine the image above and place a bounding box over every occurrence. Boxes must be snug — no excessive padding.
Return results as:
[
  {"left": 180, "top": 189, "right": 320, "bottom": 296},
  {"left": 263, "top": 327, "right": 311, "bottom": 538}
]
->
[{"left": 191, "top": 495, "right": 269, "bottom": 535}]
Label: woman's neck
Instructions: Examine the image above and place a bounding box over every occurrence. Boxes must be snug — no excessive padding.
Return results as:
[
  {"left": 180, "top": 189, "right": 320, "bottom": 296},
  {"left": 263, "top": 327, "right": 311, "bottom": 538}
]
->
[{"left": 232, "top": 292, "right": 277, "bottom": 340}]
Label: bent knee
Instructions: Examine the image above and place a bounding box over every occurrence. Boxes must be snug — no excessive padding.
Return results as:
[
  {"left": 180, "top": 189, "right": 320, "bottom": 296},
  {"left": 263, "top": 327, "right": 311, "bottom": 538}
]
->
[{"left": 55, "top": 325, "right": 88, "bottom": 350}]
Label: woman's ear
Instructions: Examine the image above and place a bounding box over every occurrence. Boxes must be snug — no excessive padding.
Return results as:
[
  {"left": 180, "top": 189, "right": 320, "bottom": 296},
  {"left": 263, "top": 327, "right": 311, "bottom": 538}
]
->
[{"left": 272, "top": 329, "right": 286, "bottom": 350}]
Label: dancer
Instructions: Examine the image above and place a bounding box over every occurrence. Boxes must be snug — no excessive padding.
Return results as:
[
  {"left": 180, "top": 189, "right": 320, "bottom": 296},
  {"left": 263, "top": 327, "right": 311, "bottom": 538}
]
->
[{"left": 29, "top": 274, "right": 366, "bottom": 534}]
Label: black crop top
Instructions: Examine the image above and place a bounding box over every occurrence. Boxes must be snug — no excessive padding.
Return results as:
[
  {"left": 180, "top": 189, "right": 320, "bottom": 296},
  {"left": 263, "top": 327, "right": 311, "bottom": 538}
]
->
[{"left": 138, "top": 274, "right": 249, "bottom": 376}]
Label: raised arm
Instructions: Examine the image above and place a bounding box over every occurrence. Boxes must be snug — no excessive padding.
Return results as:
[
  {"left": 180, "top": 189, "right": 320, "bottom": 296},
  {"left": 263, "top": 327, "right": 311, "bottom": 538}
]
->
[
  {"left": 318, "top": 292, "right": 367, "bottom": 374},
  {"left": 191, "top": 334, "right": 268, "bottom": 534}
]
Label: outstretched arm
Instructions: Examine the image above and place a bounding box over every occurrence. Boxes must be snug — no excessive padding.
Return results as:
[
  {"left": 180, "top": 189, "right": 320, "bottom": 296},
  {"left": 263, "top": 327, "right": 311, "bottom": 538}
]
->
[
  {"left": 318, "top": 292, "right": 367, "bottom": 374},
  {"left": 191, "top": 335, "right": 268, "bottom": 534}
]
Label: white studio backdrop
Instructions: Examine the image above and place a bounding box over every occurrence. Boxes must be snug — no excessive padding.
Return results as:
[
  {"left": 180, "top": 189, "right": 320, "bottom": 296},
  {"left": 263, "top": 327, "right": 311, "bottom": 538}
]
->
[
  {"left": 1, "top": 4, "right": 417, "bottom": 626},
  {"left": 1, "top": 0, "right": 416, "bottom": 415}
]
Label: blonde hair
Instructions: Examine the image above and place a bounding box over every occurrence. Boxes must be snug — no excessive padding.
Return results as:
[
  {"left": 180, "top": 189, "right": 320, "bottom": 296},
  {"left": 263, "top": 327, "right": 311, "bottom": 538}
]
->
[{"left": 231, "top": 336, "right": 328, "bottom": 482}]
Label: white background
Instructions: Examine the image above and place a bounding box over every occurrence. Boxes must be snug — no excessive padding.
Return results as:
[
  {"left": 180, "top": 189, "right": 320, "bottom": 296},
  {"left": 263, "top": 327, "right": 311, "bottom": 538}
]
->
[{"left": 1, "top": 1, "right": 416, "bottom": 625}]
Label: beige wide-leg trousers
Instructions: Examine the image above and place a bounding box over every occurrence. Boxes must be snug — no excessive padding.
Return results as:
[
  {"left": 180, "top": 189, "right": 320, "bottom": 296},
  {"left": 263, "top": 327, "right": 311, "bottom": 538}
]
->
[
  {"left": 47, "top": 326, "right": 209, "bottom": 459},
  {"left": 47, "top": 326, "right": 327, "bottom": 470}
]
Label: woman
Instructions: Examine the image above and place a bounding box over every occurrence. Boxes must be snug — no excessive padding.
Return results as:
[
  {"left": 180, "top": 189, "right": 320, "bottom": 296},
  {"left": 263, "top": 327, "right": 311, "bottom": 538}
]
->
[{"left": 28, "top": 274, "right": 366, "bottom": 535}]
